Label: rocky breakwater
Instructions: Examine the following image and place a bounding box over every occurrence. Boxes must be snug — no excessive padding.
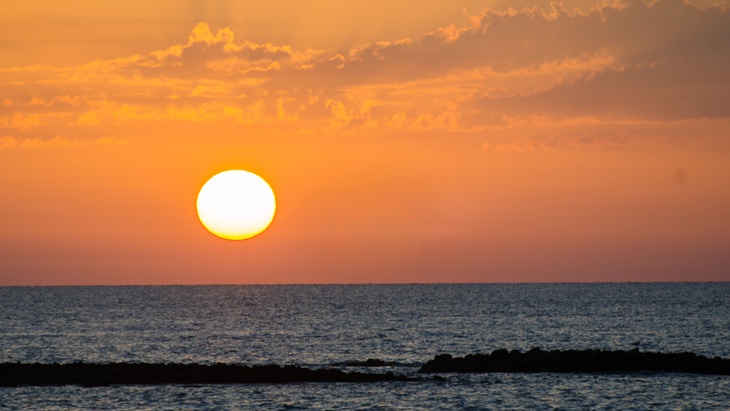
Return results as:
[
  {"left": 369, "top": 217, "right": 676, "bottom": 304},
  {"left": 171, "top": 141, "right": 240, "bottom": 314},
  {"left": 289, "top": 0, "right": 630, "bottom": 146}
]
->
[
  {"left": 0, "top": 362, "right": 412, "bottom": 387},
  {"left": 419, "top": 348, "right": 730, "bottom": 375}
]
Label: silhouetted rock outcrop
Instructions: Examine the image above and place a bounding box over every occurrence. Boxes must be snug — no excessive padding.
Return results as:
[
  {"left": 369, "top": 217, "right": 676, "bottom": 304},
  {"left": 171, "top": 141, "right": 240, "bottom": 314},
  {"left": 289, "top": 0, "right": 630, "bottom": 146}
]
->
[
  {"left": 0, "top": 362, "right": 412, "bottom": 387},
  {"left": 4, "top": 349, "right": 727, "bottom": 386},
  {"left": 419, "top": 348, "right": 730, "bottom": 375}
]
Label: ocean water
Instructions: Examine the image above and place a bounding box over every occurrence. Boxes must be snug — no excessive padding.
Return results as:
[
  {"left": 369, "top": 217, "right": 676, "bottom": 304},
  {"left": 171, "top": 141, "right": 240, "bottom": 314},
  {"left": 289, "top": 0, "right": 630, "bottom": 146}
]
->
[{"left": 1, "top": 283, "right": 728, "bottom": 409}]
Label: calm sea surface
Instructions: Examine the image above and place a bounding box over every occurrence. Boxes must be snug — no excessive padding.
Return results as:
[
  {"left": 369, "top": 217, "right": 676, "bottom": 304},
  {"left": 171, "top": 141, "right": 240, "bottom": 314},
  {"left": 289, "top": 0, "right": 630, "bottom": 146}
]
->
[{"left": 1, "top": 283, "right": 728, "bottom": 409}]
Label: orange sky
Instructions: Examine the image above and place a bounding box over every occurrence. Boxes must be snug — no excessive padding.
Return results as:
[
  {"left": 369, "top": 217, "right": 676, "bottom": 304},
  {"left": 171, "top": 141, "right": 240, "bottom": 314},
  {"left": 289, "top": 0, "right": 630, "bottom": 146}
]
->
[{"left": 1, "top": 0, "right": 729, "bottom": 285}]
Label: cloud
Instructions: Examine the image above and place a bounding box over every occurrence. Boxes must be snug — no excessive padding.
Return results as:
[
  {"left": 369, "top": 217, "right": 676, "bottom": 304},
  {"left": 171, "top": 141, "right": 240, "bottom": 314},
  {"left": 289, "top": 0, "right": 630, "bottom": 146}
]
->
[
  {"left": 492, "top": 133, "right": 669, "bottom": 152},
  {"left": 0, "top": 135, "right": 126, "bottom": 149},
  {"left": 0, "top": 136, "right": 18, "bottom": 149},
  {"left": 0, "top": 113, "right": 42, "bottom": 131},
  {"left": 0, "top": 0, "right": 727, "bottom": 145},
  {"left": 469, "top": 0, "right": 730, "bottom": 121}
]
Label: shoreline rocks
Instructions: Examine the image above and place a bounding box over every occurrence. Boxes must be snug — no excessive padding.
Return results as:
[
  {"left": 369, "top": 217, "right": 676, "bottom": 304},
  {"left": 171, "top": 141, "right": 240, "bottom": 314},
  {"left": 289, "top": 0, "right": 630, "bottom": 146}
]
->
[
  {"left": 332, "top": 359, "right": 402, "bottom": 367},
  {"left": 3, "top": 349, "right": 728, "bottom": 386},
  {"left": 0, "top": 362, "right": 412, "bottom": 387},
  {"left": 419, "top": 348, "right": 730, "bottom": 375}
]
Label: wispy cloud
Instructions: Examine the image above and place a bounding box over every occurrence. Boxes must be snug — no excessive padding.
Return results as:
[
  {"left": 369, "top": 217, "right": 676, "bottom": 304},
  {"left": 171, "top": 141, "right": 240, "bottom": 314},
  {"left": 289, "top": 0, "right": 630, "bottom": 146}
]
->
[{"left": 0, "top": 135, "right": 126, "bottom": 149}]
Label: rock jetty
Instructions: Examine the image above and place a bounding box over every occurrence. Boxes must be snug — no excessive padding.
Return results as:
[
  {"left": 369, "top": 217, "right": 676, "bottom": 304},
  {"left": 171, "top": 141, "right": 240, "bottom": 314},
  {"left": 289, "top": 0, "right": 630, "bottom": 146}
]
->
[
  {"left": 4, "top": 349, "right": 728, "bottom": 386},
  {"left": 419, "top": 348, "right": 730, "bottom": 375},
  {"left": 0, "top": 362, "right": 411, "bottom": 387},
  {"left": 332, "top": 359, "right": 402, "bottom": 367}
]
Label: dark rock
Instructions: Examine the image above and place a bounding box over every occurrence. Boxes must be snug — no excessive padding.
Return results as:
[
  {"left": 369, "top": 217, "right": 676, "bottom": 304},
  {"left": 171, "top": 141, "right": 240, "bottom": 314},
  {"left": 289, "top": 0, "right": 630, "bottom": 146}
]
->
[
  {"left": 332, "top": 358, "right": 399, "bottom": 367},
  {"left": 419, "top": 349, "right": 730, "bottom": 375},
  {"left": 0, "top": 362, "right": 413, "bottom": 387}
]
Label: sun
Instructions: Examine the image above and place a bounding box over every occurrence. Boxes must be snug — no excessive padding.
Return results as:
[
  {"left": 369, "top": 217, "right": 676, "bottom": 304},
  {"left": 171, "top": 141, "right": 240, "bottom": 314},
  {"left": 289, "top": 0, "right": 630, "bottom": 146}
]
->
[{"left": 196, "top": 170, "right": 276, "bottom": 240}]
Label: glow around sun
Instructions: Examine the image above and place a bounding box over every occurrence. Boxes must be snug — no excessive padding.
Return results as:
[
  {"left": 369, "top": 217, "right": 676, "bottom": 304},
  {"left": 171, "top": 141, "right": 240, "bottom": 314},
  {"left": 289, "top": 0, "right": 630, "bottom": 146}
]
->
[{"left": 196, "top": 170, "right": 276, "bottom": 240}]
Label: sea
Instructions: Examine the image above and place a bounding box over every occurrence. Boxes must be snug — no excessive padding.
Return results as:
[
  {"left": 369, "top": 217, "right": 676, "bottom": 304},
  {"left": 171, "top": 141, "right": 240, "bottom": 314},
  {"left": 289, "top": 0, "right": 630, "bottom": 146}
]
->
[{"left": 0, "top": 283, "right": 728, "bottom": 410}]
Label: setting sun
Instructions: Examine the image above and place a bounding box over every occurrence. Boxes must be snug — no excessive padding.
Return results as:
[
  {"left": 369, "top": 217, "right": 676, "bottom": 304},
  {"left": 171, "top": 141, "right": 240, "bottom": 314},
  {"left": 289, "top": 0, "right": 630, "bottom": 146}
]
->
[{"left": 196, "top": 170, "right": 276, "bottom": 240}]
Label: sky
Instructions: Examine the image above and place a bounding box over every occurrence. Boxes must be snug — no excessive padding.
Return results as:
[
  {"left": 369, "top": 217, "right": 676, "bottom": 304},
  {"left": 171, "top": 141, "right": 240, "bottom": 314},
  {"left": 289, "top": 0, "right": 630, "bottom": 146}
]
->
[{"left": 1, "top": 0, "right": 729, "bottom": 285}]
